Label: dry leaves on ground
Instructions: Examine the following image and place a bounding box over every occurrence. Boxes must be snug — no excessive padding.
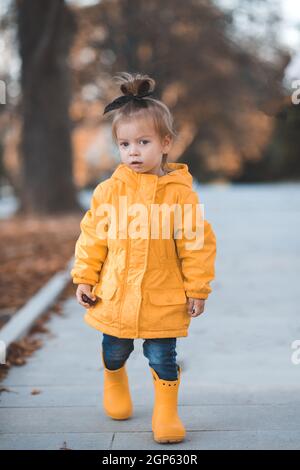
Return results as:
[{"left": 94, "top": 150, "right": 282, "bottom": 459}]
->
[{"left": 0, "top": 213, "right": 82, "bottom": 328}]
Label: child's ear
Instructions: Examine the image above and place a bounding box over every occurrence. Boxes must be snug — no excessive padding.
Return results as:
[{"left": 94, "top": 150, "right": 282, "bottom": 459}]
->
[{"left": 163, "top": 134, "right": 172, "bottom": 152}]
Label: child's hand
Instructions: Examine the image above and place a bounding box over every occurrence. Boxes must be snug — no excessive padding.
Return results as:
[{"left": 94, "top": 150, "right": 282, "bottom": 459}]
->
[
  {"left": 187, "top": 297, "right": 205, "bottom": 317},
  {"left": 76, "top": 283, "right": 97, "bottom": 308}
]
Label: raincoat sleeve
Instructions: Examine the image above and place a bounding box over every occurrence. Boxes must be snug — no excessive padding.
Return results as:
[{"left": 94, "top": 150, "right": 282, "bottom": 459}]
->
[
  {"left": 174, "top": 189, "right": 217, "bottom": 300},
  {"left": 70, "top": 184, "right": 109, "bottom": 286}
]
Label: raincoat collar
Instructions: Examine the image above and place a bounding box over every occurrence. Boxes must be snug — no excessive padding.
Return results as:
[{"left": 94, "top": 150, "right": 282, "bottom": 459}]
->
[{"left": 111, "top": 162, "right": 193, "bottom": 189}]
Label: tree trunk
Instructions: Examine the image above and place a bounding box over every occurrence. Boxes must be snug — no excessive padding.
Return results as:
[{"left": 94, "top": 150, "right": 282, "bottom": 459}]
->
[{"left": 17, "top": 0, "right": 80, "bottom": 214}]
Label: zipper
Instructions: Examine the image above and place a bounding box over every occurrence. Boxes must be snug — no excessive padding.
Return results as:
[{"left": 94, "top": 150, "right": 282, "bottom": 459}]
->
[
  {"left": 136, "top": 175, "right": 158, "bottom": 335},
  {"left": 118, "top": 173, "right": 141, "bottom": 331}
]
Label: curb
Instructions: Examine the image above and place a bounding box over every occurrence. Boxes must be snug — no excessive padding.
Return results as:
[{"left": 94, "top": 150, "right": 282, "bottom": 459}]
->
[{"left": 0, "top": 257, "right": 74, "bottom": 349}]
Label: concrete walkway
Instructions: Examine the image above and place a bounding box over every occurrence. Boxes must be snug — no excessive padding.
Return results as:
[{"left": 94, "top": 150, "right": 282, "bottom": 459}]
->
[{"left": 1, "top": 183, "right": 300, "bottom": 450}]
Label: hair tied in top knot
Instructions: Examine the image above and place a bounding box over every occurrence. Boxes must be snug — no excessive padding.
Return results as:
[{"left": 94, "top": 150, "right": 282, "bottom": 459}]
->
[{"left": 103, "top": 72, "right": 155, "bottom": 115}]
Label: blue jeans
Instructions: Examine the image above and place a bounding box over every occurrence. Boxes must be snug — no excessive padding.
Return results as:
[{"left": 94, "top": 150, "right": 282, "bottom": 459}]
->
[{"left": 102, "top": 333, "right": 179, "bottom": 381}]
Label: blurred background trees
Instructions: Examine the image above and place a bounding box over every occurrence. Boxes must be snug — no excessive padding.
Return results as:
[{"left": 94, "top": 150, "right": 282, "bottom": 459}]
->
[
  {"left": 70, "top": 0, "right": 286, "bottom": 184},
  {"left": 0, "top": 0, "right": 299, "bottom": 214}
]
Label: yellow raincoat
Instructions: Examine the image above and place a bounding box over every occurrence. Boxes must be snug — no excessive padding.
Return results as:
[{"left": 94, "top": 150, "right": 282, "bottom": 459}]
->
[{"left": 70, "top": 162, "right": 217, "bottom": 338}]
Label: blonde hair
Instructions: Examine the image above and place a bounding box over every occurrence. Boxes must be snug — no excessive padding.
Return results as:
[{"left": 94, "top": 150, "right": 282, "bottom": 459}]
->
[{"left": 106, "top": 72, "right": 177, "bottom": 173}]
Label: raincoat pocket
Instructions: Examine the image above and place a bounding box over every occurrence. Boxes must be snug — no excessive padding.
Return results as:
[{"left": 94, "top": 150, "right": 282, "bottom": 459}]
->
[
  {"left": 90, "top": 283, "right": 118, "bottom": 324},
  {"left": 144, "top": 288, "right": 189, "bottom": 331},
  {"left": 93, "top": 283, "right": 117, "bottom": 299}
]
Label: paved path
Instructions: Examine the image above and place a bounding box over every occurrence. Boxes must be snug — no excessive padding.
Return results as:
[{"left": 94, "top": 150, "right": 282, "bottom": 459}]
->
[{"left": 1, "top": 183, "right": 300, "bottom": 450}]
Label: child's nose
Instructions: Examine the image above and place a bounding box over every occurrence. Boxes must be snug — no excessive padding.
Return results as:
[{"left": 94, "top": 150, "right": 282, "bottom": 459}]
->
[{"left": 129, "top": 144, "right": 140, "bottom": 154}]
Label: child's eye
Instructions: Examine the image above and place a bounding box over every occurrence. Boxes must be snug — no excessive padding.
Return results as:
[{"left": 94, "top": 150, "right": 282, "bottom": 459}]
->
[{"left": 120, "top": 140, "right": 149, "bottom": 147}]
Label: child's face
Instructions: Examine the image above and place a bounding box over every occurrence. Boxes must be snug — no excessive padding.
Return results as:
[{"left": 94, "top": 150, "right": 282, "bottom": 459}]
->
[{"left": 116, "top": 118, "right": 172, "bottom": 176}]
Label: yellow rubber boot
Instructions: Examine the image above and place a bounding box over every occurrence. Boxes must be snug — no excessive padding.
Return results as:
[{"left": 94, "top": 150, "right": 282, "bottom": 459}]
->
[
  {"left": 101, "top": 351, "right": 133, "bottom": 420},
  {"left": 150, "top": 366, "right": 186, "bottom": 443}
]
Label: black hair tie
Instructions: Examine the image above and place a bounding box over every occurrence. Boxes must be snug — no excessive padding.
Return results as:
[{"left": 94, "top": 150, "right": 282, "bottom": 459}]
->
[{"left": 103, "top": 91, "right": 154, "bottom": 115}]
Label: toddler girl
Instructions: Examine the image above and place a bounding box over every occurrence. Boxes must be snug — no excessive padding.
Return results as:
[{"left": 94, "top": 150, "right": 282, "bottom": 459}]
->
[{"left": 71, "top": 72, "right": 217, "bottom": 444}]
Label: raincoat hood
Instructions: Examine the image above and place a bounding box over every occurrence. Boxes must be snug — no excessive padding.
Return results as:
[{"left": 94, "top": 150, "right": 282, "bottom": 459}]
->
[{"left": 111, "top": 162, "right": 193, "bottom": 190}]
